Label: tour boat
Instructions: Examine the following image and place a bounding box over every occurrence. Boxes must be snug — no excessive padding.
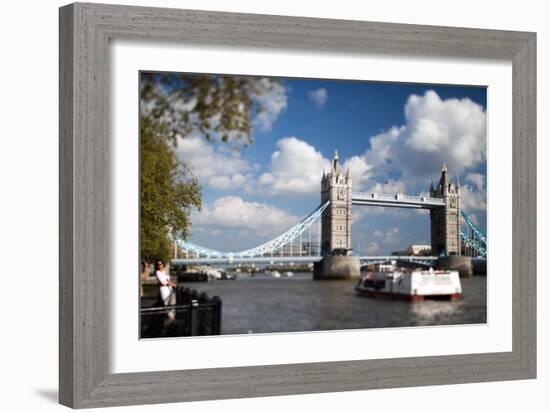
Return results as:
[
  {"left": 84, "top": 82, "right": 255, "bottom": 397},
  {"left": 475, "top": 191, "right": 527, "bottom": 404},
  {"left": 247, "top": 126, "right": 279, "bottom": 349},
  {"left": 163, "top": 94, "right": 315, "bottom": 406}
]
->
[{"left": 355, "top": 261, "right": 463, "bottom": 301}]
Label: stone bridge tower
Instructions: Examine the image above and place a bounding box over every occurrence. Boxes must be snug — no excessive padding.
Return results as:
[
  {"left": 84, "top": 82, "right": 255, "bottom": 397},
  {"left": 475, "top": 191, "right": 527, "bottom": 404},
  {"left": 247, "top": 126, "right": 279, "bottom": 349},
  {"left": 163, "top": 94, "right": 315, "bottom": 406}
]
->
[
  {"left": 429, "top": 164, "right": 461, "bottom": 256},
  {"left": 321, "top": 151, "right": 352, "bottom": 255}
]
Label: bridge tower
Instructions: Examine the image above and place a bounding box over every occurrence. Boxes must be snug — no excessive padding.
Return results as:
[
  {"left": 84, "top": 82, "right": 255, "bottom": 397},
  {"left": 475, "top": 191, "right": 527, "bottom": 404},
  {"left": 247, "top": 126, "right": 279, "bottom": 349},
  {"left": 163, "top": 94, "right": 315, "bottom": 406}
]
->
[
  {"left": 320, "top": 150, "right": 352, "bottom": 255},
  {"left": 429, "top": 164, "right": 461, "bottom": 256}
]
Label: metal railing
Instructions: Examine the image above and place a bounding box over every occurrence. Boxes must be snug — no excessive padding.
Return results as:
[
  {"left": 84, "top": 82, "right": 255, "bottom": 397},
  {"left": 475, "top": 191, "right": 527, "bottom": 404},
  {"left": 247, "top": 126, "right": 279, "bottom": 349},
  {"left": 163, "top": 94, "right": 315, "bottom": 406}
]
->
[{"left": 140, "top": 287, "right": 222, "bottom": 338}]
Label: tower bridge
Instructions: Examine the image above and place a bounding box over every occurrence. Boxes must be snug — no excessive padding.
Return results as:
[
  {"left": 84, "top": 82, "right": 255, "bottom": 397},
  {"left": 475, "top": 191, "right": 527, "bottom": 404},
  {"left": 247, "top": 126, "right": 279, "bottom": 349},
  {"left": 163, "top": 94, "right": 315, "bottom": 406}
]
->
[
  {"left": 320, "top": 150, "right": 461, "bottom": 258},
  {"left": 173, "top": 152, "right": 486, "bottom": 277}
]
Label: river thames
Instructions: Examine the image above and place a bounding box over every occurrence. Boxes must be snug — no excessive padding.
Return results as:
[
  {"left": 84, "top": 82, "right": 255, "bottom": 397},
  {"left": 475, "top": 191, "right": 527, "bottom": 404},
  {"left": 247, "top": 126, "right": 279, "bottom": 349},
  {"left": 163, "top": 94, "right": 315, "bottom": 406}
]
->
[{"left": 190, "top": 272, "right": 486, "bottom": 335}]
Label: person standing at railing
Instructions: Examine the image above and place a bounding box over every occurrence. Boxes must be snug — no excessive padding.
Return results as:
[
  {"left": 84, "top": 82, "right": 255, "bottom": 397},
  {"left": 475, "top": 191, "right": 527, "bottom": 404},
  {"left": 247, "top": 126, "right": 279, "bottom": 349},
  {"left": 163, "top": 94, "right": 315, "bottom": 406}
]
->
[{"left": 155, "top": 259, "right": 177, "bottom": 306}]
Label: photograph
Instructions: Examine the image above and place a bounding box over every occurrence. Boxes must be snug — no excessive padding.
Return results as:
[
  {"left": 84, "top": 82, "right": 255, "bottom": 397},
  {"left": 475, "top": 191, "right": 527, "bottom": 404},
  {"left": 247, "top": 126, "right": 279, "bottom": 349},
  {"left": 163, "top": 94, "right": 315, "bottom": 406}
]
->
[{"left": 138, "top": 72, "right": 488, "bottom": 338}]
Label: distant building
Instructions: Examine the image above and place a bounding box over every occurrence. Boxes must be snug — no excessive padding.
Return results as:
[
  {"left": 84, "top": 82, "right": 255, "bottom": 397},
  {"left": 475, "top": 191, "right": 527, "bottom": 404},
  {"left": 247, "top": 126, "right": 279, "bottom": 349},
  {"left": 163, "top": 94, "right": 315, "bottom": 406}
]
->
[
  {"left": 391, "top": 244, "right": 432, "bottom": 256},
  {"left": 408, "top": 244, "right": 432, "bottom": 255}
]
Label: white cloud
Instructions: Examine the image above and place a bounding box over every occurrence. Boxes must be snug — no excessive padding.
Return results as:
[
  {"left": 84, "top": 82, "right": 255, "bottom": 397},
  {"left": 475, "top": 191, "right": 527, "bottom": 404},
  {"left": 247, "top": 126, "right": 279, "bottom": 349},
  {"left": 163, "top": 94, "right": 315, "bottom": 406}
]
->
[
  {"left": 468, "top": 212, "right": 480, "bottom": 226},
  {"left": 192, "top": 196, "right": 299, "bottom": 237},
  {"left": 461, "top": 172, "right": 486, "bottom": 213},
  {"left": 461, "top": 184, "right": 487, "bottom": 212},
  {"left": 356, "top": 226, "right": 406, "bottom": 254},
  {"left": 177, "top": 132, "right": 380, "bottom": 196},
  {"left": 365, "top": 241, "right": 380, "bottom": 254},
  {"left": 383, "top": 227, "right": 401, "bottom": 244},
  {"left": 365, "top": 179, "right": 406, "bottom": 195},
  {"left": 363, "top": 90, "right": 486, "bottom": 181},
  {"left": 208, "top": 174, "right": 247, "bottom": 191},
  {"left": 257, "top": 137, "right": 332, "bottom": 195},
  {"left": 466, "top": 172, "right": 485, "bottom": 191},
  {"left": 363, "top": 126, "right": 403, "bottom": 172},
  {"left": 257, "top": 136, "right": 375, "bottom": 195},
  {"left": 349, "top": 179, "right": 410, "bottom": 218},
  {"left": 253, "top": 79, "right": 288, "bottom": 131},
  {"left": 415, "top": 208, "right": 430, "bottom": 216},
  {"left": 351, "top": 207, "right": 369, "bottom": 224},
  {"left": 403, "top": 91, "right": 486, "bottom": 172},
  {"left": 176, "top": 135, "right": 252, "bottom": 190},
  {"left": 177, "top": 135, "right": 374, "bottom": 196},
  {"left": 308, "top": 88, "right": 328, "bottom": 108},
  {"left": 342, "top": 155, "right": 373, "bottom": 189}
]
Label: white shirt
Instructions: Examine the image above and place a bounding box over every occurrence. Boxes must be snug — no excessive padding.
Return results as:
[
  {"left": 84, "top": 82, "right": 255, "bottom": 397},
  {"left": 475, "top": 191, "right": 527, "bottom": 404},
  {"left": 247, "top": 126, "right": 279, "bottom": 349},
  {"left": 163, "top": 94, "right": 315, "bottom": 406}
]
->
[{"left": 155, "top": 270, "right": 171, "bottom": 287}]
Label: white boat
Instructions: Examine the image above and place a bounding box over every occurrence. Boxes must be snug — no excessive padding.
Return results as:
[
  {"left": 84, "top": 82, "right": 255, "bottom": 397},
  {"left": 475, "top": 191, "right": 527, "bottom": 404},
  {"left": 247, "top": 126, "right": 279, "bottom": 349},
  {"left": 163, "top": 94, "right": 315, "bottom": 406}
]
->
[
  {"left": 355, "top": 261, "right": 462, "bottom": 301},
  {"left": 205, "top": 268, "right": 222, "bottom": 280}
]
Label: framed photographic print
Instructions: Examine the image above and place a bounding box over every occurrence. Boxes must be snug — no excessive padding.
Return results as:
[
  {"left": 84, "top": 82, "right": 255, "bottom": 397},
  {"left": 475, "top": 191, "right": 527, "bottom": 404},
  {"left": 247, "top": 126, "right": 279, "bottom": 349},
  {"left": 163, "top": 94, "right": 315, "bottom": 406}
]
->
[{"left": 59, "top": 2, "right": 536, "bottom": 408}]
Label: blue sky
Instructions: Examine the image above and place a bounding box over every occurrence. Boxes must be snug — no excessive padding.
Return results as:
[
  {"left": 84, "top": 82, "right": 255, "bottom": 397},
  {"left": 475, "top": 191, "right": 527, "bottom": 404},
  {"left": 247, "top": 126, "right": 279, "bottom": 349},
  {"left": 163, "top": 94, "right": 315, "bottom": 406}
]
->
[{"left": 169, "top": 76, "right": 487, "bottom": 255}]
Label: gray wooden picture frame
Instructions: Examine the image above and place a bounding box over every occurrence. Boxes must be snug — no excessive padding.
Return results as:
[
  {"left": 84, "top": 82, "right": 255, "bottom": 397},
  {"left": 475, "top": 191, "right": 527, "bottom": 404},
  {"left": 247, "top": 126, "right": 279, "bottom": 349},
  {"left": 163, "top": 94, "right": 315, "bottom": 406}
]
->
[{"left": 59, "top": 2, "right": 536, "bottom": 408}]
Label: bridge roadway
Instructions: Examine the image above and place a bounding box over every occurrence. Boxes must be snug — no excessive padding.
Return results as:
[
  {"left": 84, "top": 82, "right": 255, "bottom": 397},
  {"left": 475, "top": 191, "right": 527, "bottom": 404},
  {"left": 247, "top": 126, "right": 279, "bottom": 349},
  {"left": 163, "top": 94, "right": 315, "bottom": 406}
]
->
[
  {"left": 171, "top": 255, "right": 439, "bottom": 265},
  {"left": 351, "top": 191, "right": 445, "bottom": 209}
]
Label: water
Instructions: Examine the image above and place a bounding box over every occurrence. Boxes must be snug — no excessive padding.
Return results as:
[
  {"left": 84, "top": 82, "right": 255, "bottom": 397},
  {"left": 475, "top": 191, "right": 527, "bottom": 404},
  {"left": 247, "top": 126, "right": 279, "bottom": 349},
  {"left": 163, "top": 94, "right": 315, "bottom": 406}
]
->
[{"left": 188, "top": 272, "right": 487, "bottom": 335}]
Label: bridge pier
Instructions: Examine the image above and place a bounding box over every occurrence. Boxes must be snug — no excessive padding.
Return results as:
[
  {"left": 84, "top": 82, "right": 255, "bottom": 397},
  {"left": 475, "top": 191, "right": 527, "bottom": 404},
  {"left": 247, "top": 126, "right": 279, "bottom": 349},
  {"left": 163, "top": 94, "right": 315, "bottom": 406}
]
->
[
  {"left": 313, "top": 255, "right": 360, "bottom": 280},
  {"left": 437, "top": 255, "right": 473, "bottom": 278}
]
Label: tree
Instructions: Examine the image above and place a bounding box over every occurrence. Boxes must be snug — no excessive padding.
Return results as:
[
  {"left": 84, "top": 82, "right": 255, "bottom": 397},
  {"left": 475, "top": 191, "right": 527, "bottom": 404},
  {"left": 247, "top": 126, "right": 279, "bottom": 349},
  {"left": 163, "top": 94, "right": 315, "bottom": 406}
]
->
[
  {"left": 140, "top": 73, "right": 282, "bottom": 147},
  {"left": 140, "top": 73, "right": 281, "bottom": 263},
  {"left": 140, "top": 116, "right": 201, "bottom": 263}
]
